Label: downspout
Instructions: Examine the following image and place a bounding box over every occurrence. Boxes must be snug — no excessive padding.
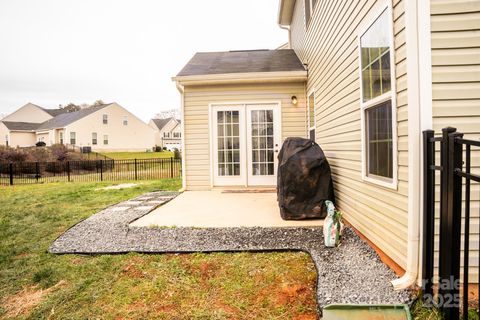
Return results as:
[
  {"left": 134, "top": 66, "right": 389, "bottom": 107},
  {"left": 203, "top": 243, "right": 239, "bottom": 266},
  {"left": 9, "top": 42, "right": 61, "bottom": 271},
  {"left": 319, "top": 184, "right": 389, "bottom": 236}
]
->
[
  {"left": 391, "top": 0, "right": 422, "bottom": 290},
  {"left": 279, "top": 24, "right": 291, "bottom": 49},
  {"left": 175, "top": 82, "right": 187, "bottom": 191}
]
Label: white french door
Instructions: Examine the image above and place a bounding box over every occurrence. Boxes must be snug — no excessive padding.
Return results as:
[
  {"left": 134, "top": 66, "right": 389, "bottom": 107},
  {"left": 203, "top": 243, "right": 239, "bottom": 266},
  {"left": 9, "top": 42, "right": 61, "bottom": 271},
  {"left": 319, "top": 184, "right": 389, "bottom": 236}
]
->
[
  {"left": 246, "top": 105, "right": 280, "bottom": 186},
  {"left": 212, "top": 103, "right": 281, "bottom": 187}
]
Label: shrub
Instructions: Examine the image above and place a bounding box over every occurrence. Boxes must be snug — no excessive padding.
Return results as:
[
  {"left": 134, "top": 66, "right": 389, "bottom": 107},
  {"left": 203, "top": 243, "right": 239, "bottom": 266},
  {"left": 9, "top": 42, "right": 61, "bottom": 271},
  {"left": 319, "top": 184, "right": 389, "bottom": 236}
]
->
[
  {"left": 29, "top": 147, "right": 50, "bottom": 162},
  {"left": 50, "top": 144, "right": 69, "bottom": 161},
  {"left": 35, "top": 141, "right": 46, "bottom": 147},
  {"left": 45, "top": 161, "right": 66, "bottom": 173},
  {"left": 0, "top": 147, "right": 32, "bottom": 162},
  {"left": 173, "top": 148, "right": 181, "bottom": 159},
  {"left": 153, "top": 145, "right": 162, "bottom": 152}
]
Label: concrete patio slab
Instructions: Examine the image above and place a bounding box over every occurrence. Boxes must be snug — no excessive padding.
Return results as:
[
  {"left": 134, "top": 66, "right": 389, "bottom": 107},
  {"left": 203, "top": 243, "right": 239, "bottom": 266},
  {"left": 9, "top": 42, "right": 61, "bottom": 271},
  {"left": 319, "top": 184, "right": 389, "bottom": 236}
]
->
[
  {"left": 130, "top": 191, "right": 324, "bottom": 228},
  {"left": 49, "top": 191, "right": 410, "bottom": 310}
]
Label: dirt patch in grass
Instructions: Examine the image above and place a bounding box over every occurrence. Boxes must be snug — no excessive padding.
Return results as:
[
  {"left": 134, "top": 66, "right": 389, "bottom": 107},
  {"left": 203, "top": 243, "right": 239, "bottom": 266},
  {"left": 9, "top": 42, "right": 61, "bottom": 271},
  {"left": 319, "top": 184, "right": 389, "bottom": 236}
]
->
[
  {"left": 276, "top": 283, "right": 310, "bottom": 306},
  {"left": 0, "top": 181, "right": 318, "bottom": 319},
  {"left": 1, "top": 281, "right": 66, "bottom": 318}
]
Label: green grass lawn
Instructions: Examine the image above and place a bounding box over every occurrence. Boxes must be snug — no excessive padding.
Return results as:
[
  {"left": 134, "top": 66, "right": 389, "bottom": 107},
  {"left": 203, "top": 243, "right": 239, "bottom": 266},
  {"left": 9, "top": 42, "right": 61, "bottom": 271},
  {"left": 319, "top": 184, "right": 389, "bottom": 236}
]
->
[
  {"left": 0, "top": 180, "right": 318, "bottom": 319},
  {"left": 101, "top": 151, "right": 174, "bottom": 160}
]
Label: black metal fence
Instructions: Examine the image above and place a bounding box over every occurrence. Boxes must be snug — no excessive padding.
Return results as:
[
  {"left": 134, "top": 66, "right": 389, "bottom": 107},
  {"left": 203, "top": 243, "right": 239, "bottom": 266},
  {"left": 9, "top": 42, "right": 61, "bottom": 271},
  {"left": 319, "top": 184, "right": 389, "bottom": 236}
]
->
[
  {"left": 423, "top": 127, "right": 480, "bottom": 320},
  {"left": 0, "top": 158, "right": 181, "bottom": 186}
]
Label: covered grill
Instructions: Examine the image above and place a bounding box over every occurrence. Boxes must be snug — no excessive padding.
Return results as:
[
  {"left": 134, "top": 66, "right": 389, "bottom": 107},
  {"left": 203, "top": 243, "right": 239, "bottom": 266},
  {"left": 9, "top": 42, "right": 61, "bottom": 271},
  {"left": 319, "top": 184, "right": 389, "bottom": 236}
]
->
[{"left": 277, "top": 137, "right": 335, "bottom": 220}]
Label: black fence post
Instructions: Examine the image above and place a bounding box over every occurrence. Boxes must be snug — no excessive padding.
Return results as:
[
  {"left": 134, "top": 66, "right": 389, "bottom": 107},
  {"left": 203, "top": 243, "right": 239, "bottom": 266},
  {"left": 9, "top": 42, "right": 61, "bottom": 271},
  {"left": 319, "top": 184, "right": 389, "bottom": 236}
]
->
[
  {"left": 35, "top": 162, "right": 40, "bottom": 183},
  {"left": 67, "top": 161, "right": 71, "bottom": 182},
  {"left": 100, "top": 160, "right": 103, "bottom": 181},
  {"left": 170, "top": 157, "right": 173, "bottom": 178},
  {"left": 422, "top": 130, "right": 435, "bottom": 300},
  {"left": 134, "top": 159, "right": 138, "bottom": 180},
  {"left": 438, "top": 127, "right": 457, "bottom": 306},
  {"left": 439, "top": 130, "right": 463, "bottom": 320},
  {"left": 9, "top": 162, "right": 13, "bottom": 186}
]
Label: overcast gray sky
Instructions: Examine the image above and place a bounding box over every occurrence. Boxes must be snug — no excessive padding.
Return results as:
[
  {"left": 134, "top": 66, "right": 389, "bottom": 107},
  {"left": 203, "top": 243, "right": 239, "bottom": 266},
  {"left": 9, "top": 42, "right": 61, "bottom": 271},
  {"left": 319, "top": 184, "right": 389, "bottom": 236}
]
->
[{"left": 0, "top": 0, "right": 287, "bottom": 121}]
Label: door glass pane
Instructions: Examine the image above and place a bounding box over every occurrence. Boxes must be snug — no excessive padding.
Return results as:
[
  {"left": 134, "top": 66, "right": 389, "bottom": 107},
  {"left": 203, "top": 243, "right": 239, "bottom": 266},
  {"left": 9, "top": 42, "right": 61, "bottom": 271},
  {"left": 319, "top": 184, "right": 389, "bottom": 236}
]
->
[
  {"left": 251, "top": 109, "right": 275, "bottom": 176},
  {"left": 217, "top": 110, "right": 240, "bottom": 176}
]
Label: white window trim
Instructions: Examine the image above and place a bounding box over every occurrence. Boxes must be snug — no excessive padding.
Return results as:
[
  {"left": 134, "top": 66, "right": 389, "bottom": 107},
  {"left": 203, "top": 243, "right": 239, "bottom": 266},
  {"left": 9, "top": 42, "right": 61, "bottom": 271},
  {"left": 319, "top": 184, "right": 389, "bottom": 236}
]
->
[
  {"left": 307, "top": 89, "right": 316, "bottom": 140},
  {"left": 208, "top": 100, "right": 283, "bottom": 188},
  {"left": 358, "top": 2, "right": 398, "bottom": 190}
]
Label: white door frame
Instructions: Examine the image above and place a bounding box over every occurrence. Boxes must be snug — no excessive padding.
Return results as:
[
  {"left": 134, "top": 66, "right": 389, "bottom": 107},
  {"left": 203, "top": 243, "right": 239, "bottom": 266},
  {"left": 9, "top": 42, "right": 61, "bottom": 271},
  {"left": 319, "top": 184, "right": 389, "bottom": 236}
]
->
[
  {"left": 211, "top": 105, "right": 247, "bottom": 186},
  {"left": 209, "top": 101, "right": 282, "bottom": 188},
  {"left": 246, "top": 104, "right": 282, "bottom": 186}
]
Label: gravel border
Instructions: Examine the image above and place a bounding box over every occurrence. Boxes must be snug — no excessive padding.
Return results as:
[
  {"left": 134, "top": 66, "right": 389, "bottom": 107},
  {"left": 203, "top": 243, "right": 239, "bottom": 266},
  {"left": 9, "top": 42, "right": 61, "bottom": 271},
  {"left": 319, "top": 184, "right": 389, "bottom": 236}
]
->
[{"left": 49, "top": 191, "right": 411, "bottom": 311}]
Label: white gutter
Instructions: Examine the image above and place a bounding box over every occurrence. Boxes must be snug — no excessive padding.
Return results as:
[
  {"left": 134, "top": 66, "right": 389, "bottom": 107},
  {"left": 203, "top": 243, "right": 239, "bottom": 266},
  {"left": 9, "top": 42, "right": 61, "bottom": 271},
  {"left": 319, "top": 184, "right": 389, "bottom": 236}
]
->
[
  {"left": 391, "top": 0, "right": 423, "bottom": 290},
  {"left": 175, "top": 82, "right": 187, "bottom": 191},
  {"left": 172, "top": 70, "right": 307, "bottom": 86}
]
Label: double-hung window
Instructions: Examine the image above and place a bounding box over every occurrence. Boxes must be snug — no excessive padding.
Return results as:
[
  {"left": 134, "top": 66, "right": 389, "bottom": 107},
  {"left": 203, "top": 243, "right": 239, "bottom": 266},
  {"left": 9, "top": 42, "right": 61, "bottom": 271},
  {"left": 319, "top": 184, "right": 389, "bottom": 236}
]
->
[
  {"left": 92, "top": 132, "right": 97, "bottom": 145},
  {"left": 70, "top": 132, "right": 76, "bottom": 145},
  {"left": 123, "top": 116, "right": 128, "bottom": 126},
  {"left": 103, "top": 114, "right": 108, "bottom": 124},
  {"left": 359, "top": 7, "right": 397, "bottom": 188},
  {"left": 103, "top": 135, "right": 109, "bottom": 145}
]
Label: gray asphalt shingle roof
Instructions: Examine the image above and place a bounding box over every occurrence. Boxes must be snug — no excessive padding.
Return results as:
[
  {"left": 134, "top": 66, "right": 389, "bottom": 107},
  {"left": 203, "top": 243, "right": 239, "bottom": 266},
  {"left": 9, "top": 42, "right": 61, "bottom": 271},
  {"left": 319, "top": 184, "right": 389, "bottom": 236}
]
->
[
  {"left": 42, "top": 108, "right": 69, "bottom": 117},
  {"left": 36, "top": 104, "right": 112, "bottom": 130},
  {"left": 151, "top": 118, "right": 174, "bottom": 131},
  {"left": 176, "top": 49, "right": 305, "bottom": 77},
  {"left": 1, "top": 121, "right": 41, "bottom": 131}
]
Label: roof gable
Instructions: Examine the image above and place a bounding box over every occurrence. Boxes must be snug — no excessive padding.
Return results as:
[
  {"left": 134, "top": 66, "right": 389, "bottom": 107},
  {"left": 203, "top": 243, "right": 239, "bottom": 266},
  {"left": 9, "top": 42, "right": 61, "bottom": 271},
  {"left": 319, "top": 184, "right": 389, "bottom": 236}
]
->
[
  {"left": 151, "top": 117, "right": 177, "bottom": 131},
  {"left": 2, "top": 103, "right": 54, "bottom": 123}
]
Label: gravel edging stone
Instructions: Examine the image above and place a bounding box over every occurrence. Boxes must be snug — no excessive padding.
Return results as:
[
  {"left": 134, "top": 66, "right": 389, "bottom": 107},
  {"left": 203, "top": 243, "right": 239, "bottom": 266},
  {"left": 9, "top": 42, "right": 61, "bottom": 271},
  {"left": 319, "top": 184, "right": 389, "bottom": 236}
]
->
[{"left": 49, "top": 191, "right": 411, "bottom": 310}]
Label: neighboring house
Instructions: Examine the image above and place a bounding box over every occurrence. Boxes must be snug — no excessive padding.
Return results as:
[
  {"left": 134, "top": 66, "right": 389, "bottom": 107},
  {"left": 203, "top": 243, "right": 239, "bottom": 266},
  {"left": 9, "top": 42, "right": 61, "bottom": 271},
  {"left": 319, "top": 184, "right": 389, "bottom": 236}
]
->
[
  {"left": 149, "top": 117, "right": 182, "bottom": 150},
  {"left": 0, "top": 102, "right": 155, "bottom": 151},
  {"left": 174, "top": 0, "right": 480, "bottom": 289},
  {"left": 0, "top": 103, "right": 69, "bottom": 147}
]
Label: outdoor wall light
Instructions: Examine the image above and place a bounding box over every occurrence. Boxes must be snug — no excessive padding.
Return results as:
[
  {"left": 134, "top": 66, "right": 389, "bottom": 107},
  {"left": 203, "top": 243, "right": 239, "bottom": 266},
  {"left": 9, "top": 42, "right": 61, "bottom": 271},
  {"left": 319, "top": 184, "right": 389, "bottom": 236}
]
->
[{"left": 291, "top": 95, "right": 298, "bottom": 105}]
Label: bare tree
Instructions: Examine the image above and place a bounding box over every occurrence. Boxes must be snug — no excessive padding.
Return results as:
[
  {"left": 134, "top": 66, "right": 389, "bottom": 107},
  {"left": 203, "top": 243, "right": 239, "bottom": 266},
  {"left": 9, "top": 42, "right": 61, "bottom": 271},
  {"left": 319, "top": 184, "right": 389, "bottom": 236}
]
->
[
  {"left": 60, "top": 103, "right": 81, "bottom": 113},
  {"left": 154, "top": 108, "right": 180, "bottom": 120}
]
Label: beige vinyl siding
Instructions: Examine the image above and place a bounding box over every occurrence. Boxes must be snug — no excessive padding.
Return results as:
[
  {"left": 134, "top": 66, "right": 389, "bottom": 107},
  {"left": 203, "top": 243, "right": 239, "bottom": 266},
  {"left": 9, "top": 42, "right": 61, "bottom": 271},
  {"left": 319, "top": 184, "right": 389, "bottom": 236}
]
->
[
  {"left": 0, "top": 123, "right": 9, "bottom": 146},
  {"left": 290, "top": 0, "right": 409, "bottom": 268},
  {"left": 9, "top": 132, "right": 36, "bottom": 147},
  {"left": 65, "top": 103, "right": 155, "bottom": 152},
  {"left": 183, "top": 82, "right": 307, "bottom": 190},
  {"left": 431, "top": 0, "right": 480, "bottom": 282},
  {"left": 2, "top": 103, "right": 53, "bottom": 123}
]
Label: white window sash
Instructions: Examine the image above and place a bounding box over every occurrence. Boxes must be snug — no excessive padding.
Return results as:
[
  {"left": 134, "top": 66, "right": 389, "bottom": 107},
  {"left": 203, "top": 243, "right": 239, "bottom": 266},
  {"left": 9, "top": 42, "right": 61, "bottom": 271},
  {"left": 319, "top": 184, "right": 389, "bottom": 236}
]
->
[{"left": 358, "top": 3, "right": 398, "bottom": 190}]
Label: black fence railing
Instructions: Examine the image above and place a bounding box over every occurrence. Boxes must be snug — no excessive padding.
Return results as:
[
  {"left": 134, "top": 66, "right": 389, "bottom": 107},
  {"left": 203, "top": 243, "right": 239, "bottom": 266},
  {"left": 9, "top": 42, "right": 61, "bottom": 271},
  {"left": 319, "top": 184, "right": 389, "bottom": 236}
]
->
[
  {"left": 423, "top": 127, "right": 480, "bottom": 320},
  {"left": 0, "top": 158, "right": 181, "bottom": 186}
]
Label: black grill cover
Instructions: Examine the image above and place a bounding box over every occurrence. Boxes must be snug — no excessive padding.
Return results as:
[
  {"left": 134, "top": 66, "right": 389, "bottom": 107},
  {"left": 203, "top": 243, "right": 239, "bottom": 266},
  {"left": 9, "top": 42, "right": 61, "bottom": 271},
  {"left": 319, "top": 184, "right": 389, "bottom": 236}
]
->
[{"left": 277, "top": 137, "right": 335, "bottom": 220}]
